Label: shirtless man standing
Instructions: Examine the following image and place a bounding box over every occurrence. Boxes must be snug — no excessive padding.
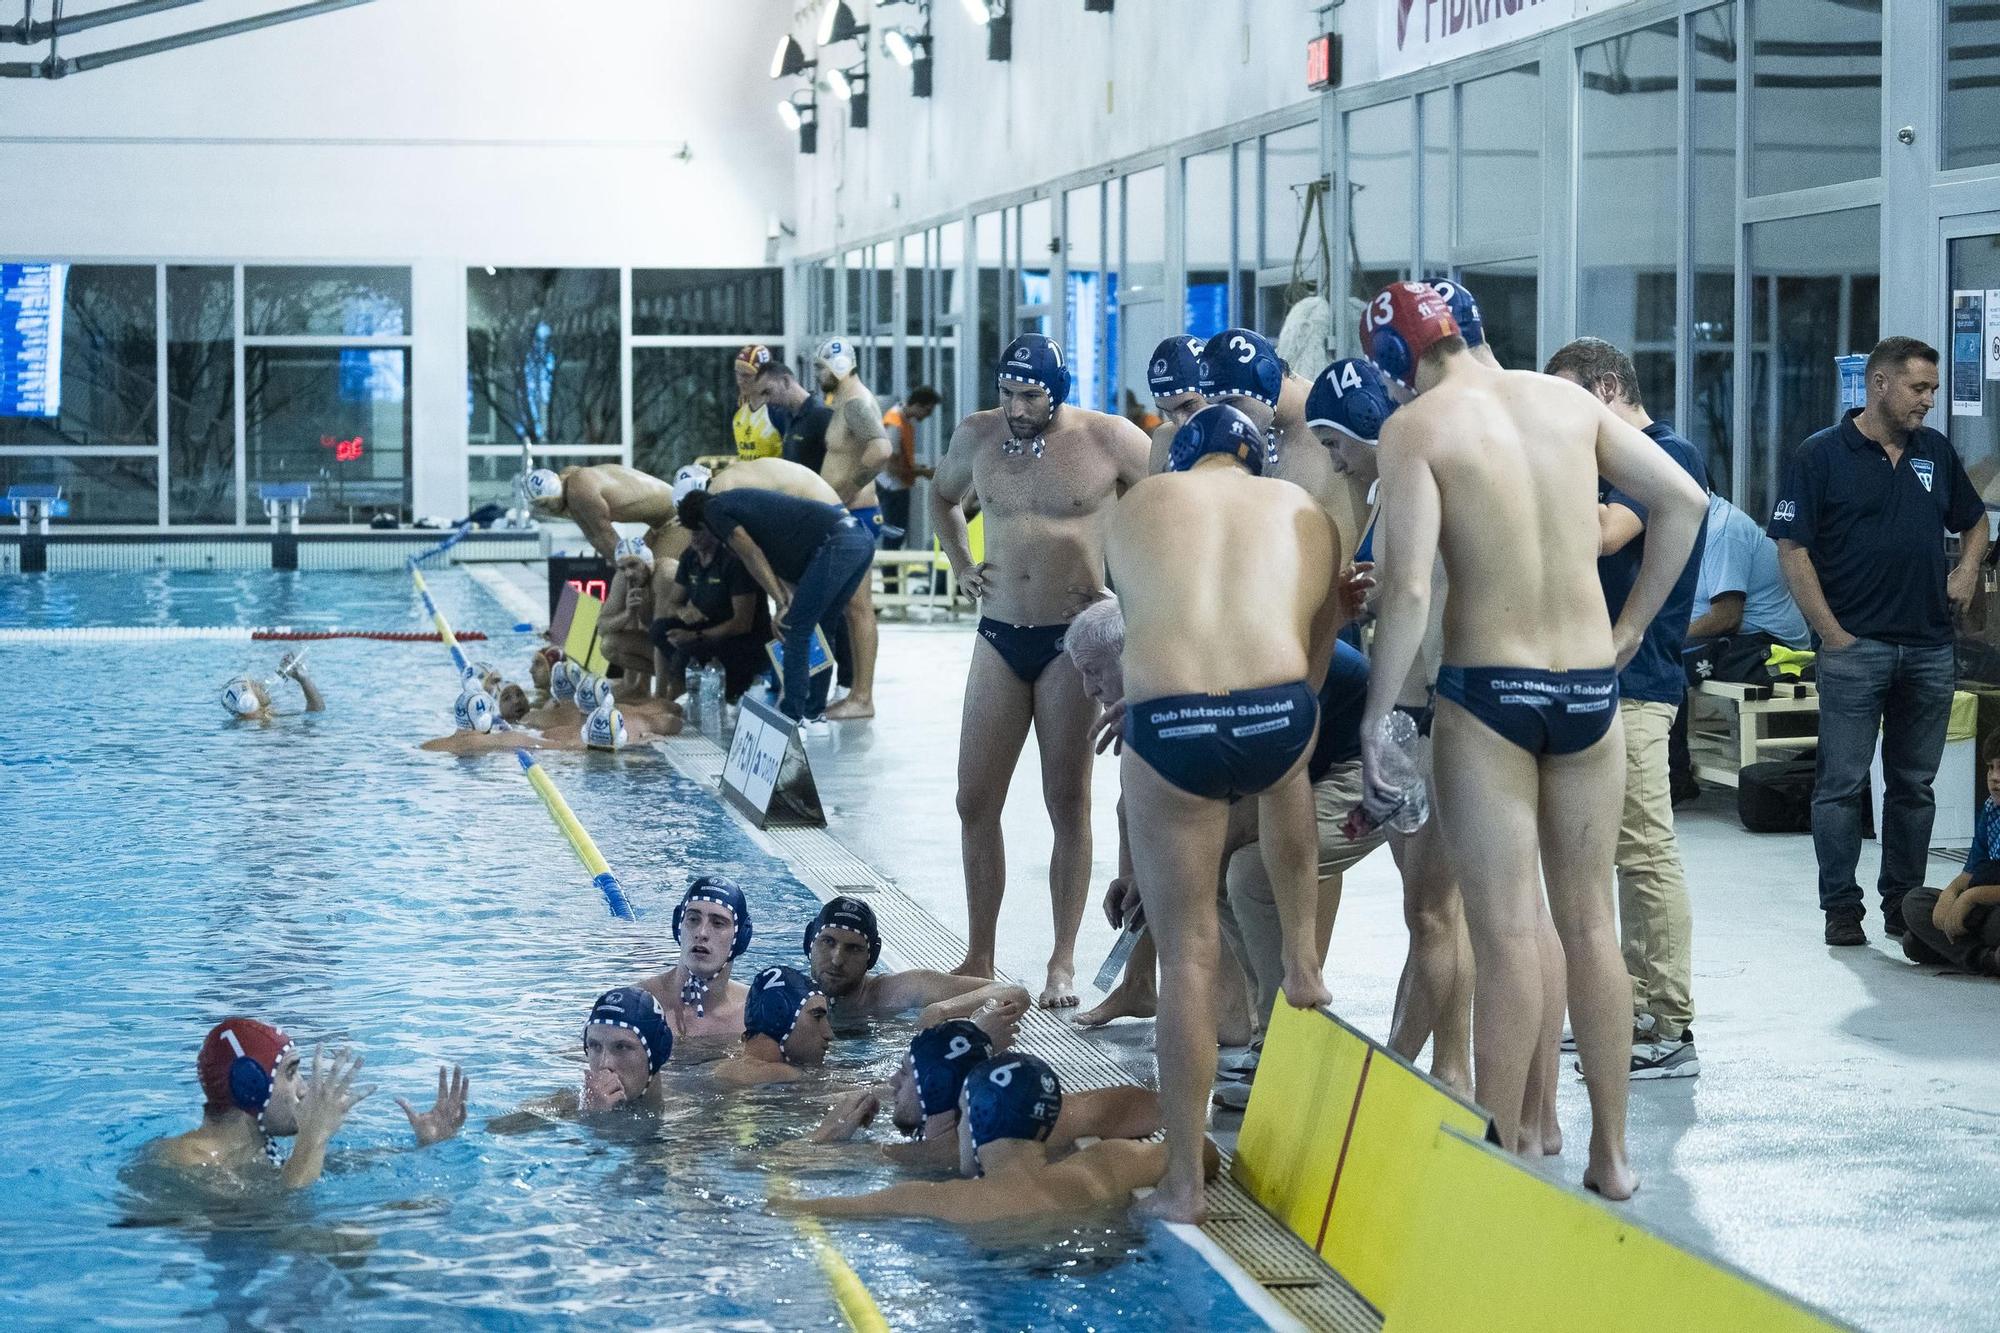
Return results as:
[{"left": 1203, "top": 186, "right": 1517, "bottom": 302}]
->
[
  {"left": 1109, "top": 403, "right": 1344, "bottom": 1223},
  {"left": 929, "top": 333, "right": 1151, "bottom": 1007},
  {"left": 1357, "top": 282, "right": 1705, "bottom": 1198},
  {"left": 812, "top": 338, "right": 894, "bottom": 722},
  {"left": 525, "top": 463, "right": 678, "bottom": 560},
  {"left": 1143, "top": 335, "right": 1208, "bottom": 474}
]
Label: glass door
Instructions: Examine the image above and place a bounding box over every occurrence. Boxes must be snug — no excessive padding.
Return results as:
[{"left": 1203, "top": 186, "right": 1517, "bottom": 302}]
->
[{"left": 1945, "top": 218, "right": 2000, "bottom": 503}]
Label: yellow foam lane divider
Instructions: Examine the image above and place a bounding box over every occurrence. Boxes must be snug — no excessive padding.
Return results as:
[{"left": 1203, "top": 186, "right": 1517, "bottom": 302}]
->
[
  {"left": 794, "top": 1214, "right": 890, "bottom": 1333},
  {"left": 515, "top": 750, "right": 636, "bottom": 921},
  {"left": 408, "top": 566, "right": 475, "bottom": 677},
  {"left": 1383, "top": 1126, "right": 1854, "bottom": 1333},
  {"left": 1235, "top": 1002, "right": 1492, "bottom": 1310}
]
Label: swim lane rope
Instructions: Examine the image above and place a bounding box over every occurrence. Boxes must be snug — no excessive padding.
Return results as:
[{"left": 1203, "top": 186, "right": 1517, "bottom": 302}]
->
[{"left": 406, "top": 559, "right": 635, "bottom": 921}]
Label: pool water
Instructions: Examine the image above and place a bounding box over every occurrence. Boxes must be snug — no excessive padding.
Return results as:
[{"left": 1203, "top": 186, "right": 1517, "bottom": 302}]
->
[{"left": 0, "top": 571, "right": 1263, "bottom": 1330}]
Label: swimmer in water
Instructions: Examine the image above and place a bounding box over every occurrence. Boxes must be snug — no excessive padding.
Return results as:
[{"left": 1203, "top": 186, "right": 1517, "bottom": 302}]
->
[
  {"left": 713, "top": 965, "right": 834, "bottom": 1086},
  {"left": 219, "top": 653, "right": 324, "bottom": 721},
  {"left": 808, "top": 1020, "right": 1160, "bottom": 1166},
  {"left": 148, "top": 1018, "right": 465, "bottom": 1189},
  {"left": 777, "top": 1054, "right": 1206, "bottom": 1223},
  {"left": 802, "top": 897, "right": 1031, "bottom": 1029},
  {"left": 490, "top": 988, "right": 674, "bottom": 1130},
  {"left": 635, "top": 877, "right": 754, "bottom": 1038}
]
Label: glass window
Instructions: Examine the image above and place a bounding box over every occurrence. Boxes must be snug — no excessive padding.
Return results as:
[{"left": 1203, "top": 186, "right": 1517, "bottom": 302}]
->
[
  {"left": 631, "top": 269, "right": 781, "bottom": 336},
  {"left": 1419, "top": 90, "right": 1451, "bottom": 273},
  {"left": 1065, "top": 184, "right": 1107, "bottom": 413},
  {"left": 1689, "top": 3, "right": 1739, "bottom": 496},
  {"left": 938, "top": 220, "right": 964, "bottom": 319},
  {"left": 1457, "top": 258, "right": 1538, "bottom": 373},
  {"left": 0, "top": 263, "right": 155, "bottom": 449},
  {"left": 1576, "top": 22, "right": 1679, "bottom": 423},
  {"left": 1458, "top": 67, "right": 1540, "bottom": 245},
  {"left": 1345, "top": 100, "right": 1414, "bottom": 313},
  {"left": 1123, "top": 166, "right": 1165, "bottom": 303},
  {"left": 0, "top": 455, "right": 156, "bottom": 523},
  {"left": 1261, "top": 121, "right": 1320, "bottom": 273},
  {"left": 1947, "top": 233, "right": 2000, "bottom": 502},
  {"left": 868, "top": 243, "right": 896, "bottom": 334},
  {"left": 633, "top": 346, "right": 739, "bottom": 481},
  {"left": 166, "top": 266, "right": 236, "bottom": 524},
  {"left": 903, "top": 233, "right": 927, "bottom": 337},
  {"left": 1749, "top": 0, "right": 1880, "bottom": 195},
  {"left": 1118, "top": 167, "right": 1166, "bottom": 421},
  {"left": 842, "top": 250, "right": 865, "bottom": 337},
  {"left": 1019, "top": 196, "right": 1054, "bottom": 312},
  {"left": 244, "top": 266, "right": 409, "bottom": 337},
  {"left": 466, "top": 268, "right": 620, "bottom": 447},
  {"left": 245, "top": 346, "right": 410, "bottom": 524},
  {"left": 1183, "top": 147, "right": 1233, "bottom": 337},
  {"left": 814, "top": 259, "right": 839, "bottom": 336},
  {"left": 1747, "top": 206, "right": 1879, "bottom": 524},
  {"left": 974, "top": 211, "right": 1003, "bottom": 408},
  {"left": 1945, "top": 8, "right": 2000, "bottom": 171},
  {"left": 1235, "top": 141, "right": 1258, "bottom": 327}
]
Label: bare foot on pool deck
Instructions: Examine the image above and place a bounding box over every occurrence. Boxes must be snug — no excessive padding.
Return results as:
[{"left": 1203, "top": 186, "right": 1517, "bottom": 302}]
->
[
  {"left": 1582, "top": 1154, "right": 1637, "bottom": 1201},
  {"left": 953, "top": 954, "right": 997, "bottom": 981},
  {"left": 1077, "top": 980, "right": 1156, "bottom": 1028},
  {"left": 1134, "top": 1180, "right": 1207, "bottom": 1225},
  {"left": 1541, "top": 1117, "right": 1563, "bottom": 1156},
  {"left": 1280, "top": 957, "right": 1332, "bottom": 1011},
  {"left": 1038, "top": 964, "right": 1080, "bottom": 1010},
  {"left": 825, "top": 696, "right": 874, "bottom": 721}
]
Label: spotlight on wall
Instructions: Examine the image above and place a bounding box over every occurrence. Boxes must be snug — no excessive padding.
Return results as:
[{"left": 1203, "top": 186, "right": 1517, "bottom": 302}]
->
[
  {"left": 818, "top": 1, "right": 867, "bottom": 46},
  {"left": 960, "top": 0, "right": 1008, "bottom": 61},
  {"left": 778, "top": 91, "right": 819, "bottom": 154},
  {"left": 883, "top": 26, "right": 933, "bottom": 97},
  {"left": 770, "top": 34, "right": 813, "bottom": 79}
]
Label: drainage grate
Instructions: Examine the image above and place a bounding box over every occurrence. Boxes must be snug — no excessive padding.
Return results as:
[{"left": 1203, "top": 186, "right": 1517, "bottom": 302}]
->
[{"left": 658, "top": 731, "right": 1381, "bottom": 1332}]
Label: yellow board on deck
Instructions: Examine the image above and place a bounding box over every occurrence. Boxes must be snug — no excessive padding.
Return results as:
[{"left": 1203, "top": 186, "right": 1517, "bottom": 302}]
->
[
  {"left": 563, "top": 593, "right": 611, "bottom": 675},
  {"left": 1383, "top": 1126, "right": 1852, "bottom": 1333},
  {"left": 1234, "top": 1002, "right": 1491, "bottom": 1310}
]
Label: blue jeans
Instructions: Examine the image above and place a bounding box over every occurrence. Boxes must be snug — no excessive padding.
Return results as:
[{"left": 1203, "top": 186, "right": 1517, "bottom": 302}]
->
[
  {"left": 1811, "top": 638, "right": 1956, "bottom": 915},
  {"left": 779, "top": 520, "right": 874, "bottom": 721}
]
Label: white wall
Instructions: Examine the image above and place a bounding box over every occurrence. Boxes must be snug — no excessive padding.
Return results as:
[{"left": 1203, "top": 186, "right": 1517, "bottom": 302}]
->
[
  {"left": 0, "top": 0, "right": 797, "bottom": 520},
  {"left": 789, "top": 0, "right": 1323, "bottom": 252}
]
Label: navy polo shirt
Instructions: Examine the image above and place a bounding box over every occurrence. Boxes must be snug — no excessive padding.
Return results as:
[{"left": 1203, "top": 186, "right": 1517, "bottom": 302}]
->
[
  {"left": 1598, "top": 422, "right": 1709, "bottom": 704},
  {"left": 1766, "top": 409, "right": 1984, "bottom": 647},
  {"left": 701, "top": 488, "right": 850, "bottom": 584}
]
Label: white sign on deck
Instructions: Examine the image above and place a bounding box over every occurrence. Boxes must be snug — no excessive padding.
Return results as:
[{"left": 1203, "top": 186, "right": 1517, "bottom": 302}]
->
[{"left": 720, "top": 694, "right": 825, "bottom": 828}]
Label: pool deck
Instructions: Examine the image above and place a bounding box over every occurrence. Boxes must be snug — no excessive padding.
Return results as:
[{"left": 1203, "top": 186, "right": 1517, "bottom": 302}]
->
[{"left": 480, "top": 561, "right": 1999, "bottom": 1333}]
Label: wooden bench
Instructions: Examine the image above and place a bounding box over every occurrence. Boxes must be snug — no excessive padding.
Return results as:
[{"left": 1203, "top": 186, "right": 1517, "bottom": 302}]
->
[
  {"left": 868, "top": 549, "right": 967, "bottom": 621},
  {"left": 1687, "top": 679, "right": 1819, "bottom": 788}
]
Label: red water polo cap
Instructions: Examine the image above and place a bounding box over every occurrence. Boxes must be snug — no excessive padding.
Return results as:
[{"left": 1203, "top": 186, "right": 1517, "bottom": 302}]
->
[{"left": 1361, "top": 281, "right": 1462, "bottom": 387}]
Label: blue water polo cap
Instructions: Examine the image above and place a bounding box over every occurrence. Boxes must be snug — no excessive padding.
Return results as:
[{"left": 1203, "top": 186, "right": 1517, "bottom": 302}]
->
[
  {"left": 1305, "top": 359, "right": 1399, "bottom": 445},
  {"left": 1166, "top": 404, "right": 1267, "bottom": 477},
  {"left": 804, "top": 895, "right": 881, "bottom": 968},
  {"left": 1146, "top": 336, "right": 1205, "bottom": 399},
  {"left": 1197, "top": 328, "right": 1283, "bottom": 407},
  {"left": 586, "top": 986, "right": 674, "bottom": 1074},
  {"left": 1428, "top": 278, "right": 1486, "bottom": 349},
  {"left": 743, "top": 965, "right": 822, "bottom": 1046},
  {"left": 963, "top": 1053, "right": 1063, "bottom": 1154},
  {"left": 910, "top": 1020, "right": 994, "bottom": 1119},
  {"left": 674, "top": 875, "right": 753, "bottom": 959},
  {"left": 996, "top": 333, "right": 1071, "bottom": 408}
]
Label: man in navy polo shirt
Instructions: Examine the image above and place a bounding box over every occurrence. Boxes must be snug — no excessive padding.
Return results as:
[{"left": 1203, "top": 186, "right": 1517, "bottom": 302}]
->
[
  {"left": 1548, "top": 338, "right": 1708, "bottom": 1081},
  {"left": 1769, "top": 336, "right": 1989, "bottom": 947}
]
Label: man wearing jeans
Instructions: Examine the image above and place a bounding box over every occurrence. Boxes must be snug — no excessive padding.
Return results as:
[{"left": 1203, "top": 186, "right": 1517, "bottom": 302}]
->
[
  {"left": 1547, "top": 337, "right": 1708, "bottom": 1080},
  {"left": 1769, "top": 336, "right": 1988, "bottom": 946},
  {"left": 674, "top": 487, "right": 874, "bottom": 723}
]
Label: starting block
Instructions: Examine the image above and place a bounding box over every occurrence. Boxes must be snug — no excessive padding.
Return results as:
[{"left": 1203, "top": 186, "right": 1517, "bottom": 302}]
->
[
  {"left": 7, "top": 483, "right": 61, "bottom": 533},
  {"left": 259, "top": 482, "right": 311, "bottom": 531}
]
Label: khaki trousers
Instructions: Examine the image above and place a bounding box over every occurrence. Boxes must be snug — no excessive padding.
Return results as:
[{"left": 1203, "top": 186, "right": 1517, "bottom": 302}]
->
[{"left": 1617, "top": 699, "right": 1694, "bottom": 1040}]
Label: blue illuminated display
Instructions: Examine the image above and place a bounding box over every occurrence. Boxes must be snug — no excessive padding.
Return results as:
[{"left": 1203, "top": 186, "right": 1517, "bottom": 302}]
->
[{"left": 0, "top": 262, "right": 66, "bottom": 419}]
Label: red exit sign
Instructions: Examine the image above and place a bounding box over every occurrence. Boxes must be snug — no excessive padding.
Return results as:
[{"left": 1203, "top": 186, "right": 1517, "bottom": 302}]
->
[
  {"left": 319, "top": 434, "right": 365, "bottom": 462},
  {"left": 1306, "top": 32, "right": 1340, "bottom": 90}
]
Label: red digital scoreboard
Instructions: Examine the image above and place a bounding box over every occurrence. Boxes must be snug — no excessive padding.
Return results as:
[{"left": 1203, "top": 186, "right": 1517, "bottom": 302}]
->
[
  {"left": 547, "top": 555, "right": 614, "bottom": 620},
  {"left": 1306, "top": 32, "right": 1339, "bottom": 91}
]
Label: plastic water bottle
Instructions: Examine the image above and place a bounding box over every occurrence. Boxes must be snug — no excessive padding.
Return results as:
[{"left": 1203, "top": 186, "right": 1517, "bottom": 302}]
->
[
  {"left": 699, "top": 665, "right": 724, "bottom": 739},
  {"left": 1346, "top": 712, "right": 1430, "bottom": 837}
]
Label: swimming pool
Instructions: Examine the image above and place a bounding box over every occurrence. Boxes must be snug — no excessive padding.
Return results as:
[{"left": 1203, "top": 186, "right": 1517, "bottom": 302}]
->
[{"left": 0, "top": 569, "right": 1266, "bottom": 1329}]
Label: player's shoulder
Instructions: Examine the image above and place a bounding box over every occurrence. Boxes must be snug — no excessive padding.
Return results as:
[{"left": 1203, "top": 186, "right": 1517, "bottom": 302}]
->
[{"left": 951, "top": 409, "right": 1006, "bottom": 441}]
